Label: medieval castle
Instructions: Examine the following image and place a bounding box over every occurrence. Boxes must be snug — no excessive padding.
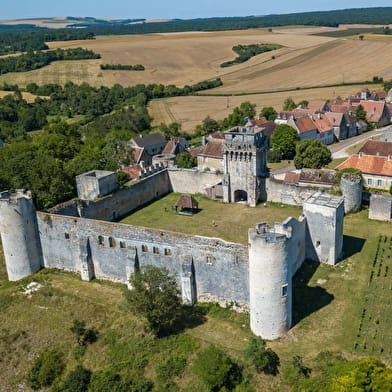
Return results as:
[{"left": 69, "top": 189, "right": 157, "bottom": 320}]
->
[{"left": 0, "top": 124, "right": 356, "bottom": 340}]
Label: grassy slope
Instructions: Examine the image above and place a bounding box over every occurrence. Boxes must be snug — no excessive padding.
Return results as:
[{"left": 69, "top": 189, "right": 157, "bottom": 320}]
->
[{"left": 0, "top": 207, "right": 391, "bottom": 390}]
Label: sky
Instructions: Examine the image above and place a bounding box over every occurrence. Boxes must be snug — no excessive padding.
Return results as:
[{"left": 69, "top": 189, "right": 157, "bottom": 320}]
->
[{"left": 3, "top": 0, "right": 392, "bottom": 21}]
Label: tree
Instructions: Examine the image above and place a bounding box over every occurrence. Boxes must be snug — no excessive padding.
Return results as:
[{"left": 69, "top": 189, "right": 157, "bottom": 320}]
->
[
  {"left": 359, "top": 34, "right": 364, "bottom": 40},
  {"left": 270, "top": 124, "right": 299, "bottom": 159},
  {"left": 283, "top": 97, "right": 297, "bottom": 111},
  {"left": 259, "top": 106, "right": 278, "bottom": 121},
  {"left": 201, "top": 116, "right": 220, "bottom": 135},
  {"left": 332, "top": 358, "right": 392, "bottom": 391},
  {"left": 61, "top": 365, "right": 92, "bottom": 392},
  {"left": 28, "top": 349, "right": 65, "bottom": 390},
  {"left": 193, "top": 345, "right": 242, "bottom": 391},
  {"left": 125, "top": 266, "right": 182, "bottom": 336},
  {"left": 294, "top": 139, "right": 332, "bottom": 169},
  {"left": 70, "top": 319, "right": 98, "bottom": 346},
  {"left": 176, "top": 152, "right": 197, "bottom": 169},
  {"left": 243, "top": 337, "right": 280, "bottom": 375},
  {"left": 355, "top": 104, "right": 367, "bottom": 122}
]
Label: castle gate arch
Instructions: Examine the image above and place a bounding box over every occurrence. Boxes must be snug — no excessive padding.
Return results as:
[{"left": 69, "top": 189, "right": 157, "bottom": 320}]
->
[{"left": 234, "top": 190, "right": 248, "bottom": 202}]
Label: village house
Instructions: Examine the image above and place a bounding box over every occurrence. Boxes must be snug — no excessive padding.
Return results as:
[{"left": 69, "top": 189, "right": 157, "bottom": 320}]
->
[
  {"left": 129, "top": 132, "right": 167, "bottom": 157},
  {"left": 352, "top": 100, "right": 390, "bottom": 128},
  {"left": 337, "top": 149, "right": 392, "bottom": 191},
  {"left": 313, "top": 114, "right": 335, "bottom": 145},
  {"left": 162, "top": 136, "right": 189, "bottom": 155},
  {"left": 324, "top": 112, "right": 357, "bottom": 140},
  {"left": 197, "top": 133, "right": 225, "bottom": 172},
  {"left": 287, "top": 116, "right": 318, "bottom": 141}
]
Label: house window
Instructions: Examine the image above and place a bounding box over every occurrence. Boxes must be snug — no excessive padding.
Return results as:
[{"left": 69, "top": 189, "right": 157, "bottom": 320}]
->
[
  {"left": 65, "top": 233, "right": 70, "bottom": 240},
  {"left": 109, "top": 237, "right": 116, "bottom": 248},
  {"left": 120, "top": 241, "right": 126, "bottom": 249},
  {"left": 282, "top": 284, "right": 288, "bottom": 297},
  {"left": 98, "top": 235, "right": 104, "bottom": 246},
  {"left": 153, "top": 246, "right": 160, "bottom": 255},
  {"left": 367, "top": 178, "right": 373, "bottom": 186},
  {"left": 164, "top": 248, "right": 172, "bottom": 256},
  {"left": 142, "top": 245, "right": 148, "bottom": 253},
  {"left": 377, "top": 179, "right": 383, "bottom": 187}
]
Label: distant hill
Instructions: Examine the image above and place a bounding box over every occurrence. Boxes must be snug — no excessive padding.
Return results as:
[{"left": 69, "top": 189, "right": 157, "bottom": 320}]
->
[{"left": 3, "top": 7, "right": 392, "bottom": 34}]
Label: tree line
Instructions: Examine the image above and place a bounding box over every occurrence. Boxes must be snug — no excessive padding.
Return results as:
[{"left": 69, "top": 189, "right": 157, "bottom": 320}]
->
[
  {"left": 0, "top": 48, "right": 100, "bottom": 75},
  {"left": 220, "top": 43, "right": 282, "bottom": 67},
  {"left": 100, "top": 64, "right": 145, "bottom": 71}
]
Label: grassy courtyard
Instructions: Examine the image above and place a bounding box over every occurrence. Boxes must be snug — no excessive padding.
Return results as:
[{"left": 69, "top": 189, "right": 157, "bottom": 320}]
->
[{"left": 120, "top": 193, "right": 302, "bottom": 244}]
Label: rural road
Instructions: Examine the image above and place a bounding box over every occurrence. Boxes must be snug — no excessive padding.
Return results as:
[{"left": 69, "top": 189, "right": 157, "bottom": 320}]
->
[{"left": 271, "top": 125, "right": 390, "bottom": 175}]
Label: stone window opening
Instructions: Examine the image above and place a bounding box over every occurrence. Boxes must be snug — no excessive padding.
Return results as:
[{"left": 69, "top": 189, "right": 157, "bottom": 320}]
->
[
  {"left": 316, "top": 241, "right": 321, "bottom": 248},
  {"left": 164, "top": 248, "right": 172, "bottom": 256},
  {"left": 142, "top": 245, "right": 148, "bottom": 252},
  {"left": 282, "top": 284, "right": 288, "bottom": 297},
  {"left": 120, "top": 241, "right": 126, "bottom": 249},
  {"left": 65, "top": 233, "right": 70, "bottom": 240},
  {"left": 98, "top": 235, "right": 104, "bottom": 246},
  {"left": 153, "top": 246, "right": 160, "bottom": 255},
  {"left": 206, "top": 255, "right": 213, "bottom": 265},
  {"left": 109, "top": 237, "right": 116, "bottom": 248}
]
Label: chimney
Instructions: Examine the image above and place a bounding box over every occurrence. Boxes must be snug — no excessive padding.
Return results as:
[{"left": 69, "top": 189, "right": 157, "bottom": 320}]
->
[
  {"left": 358, "top": 152, "right": 363, "bottom": 158},
  {"left": 140, "top": 161, "right": 144, "bottom": 169},
  {"left": 388, "top": 155, "right": 392, "bottom": 161},
  {"left": 202, "top": 136, "right": 206, "bottom": 146}
]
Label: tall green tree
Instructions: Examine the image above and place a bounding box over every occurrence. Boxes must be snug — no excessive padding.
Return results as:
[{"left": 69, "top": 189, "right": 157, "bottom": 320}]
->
[
  {"left": 294, "top": 139, "right": 332, "bottom": 169},
  {"left": 270, "top": 124, "right": 299, "bottom": 159},
  {"left": 355, "top": 104, "right": 367, "bottom": 122},
  {"left": 125, "top": 266, "right": 182, "bottom": 336},
  {"left": 259, "top": 106, "right": 278, "bottom": 121},
  {"left": 283, "top": 97, "right": 297, "bottom": 111}
]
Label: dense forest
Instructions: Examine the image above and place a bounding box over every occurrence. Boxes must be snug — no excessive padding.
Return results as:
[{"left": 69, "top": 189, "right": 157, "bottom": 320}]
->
[
  {"left": 220, "top": 43, "right": 282, "bottom": 67},
  {"left": 0, "top": 78, "right": 222, "bottom": 208},
  {"left": 0, "top": 48, "right": 100, "bottom": 75},
  {"left": 0, "top": 29, "right": 95, "bottom": 55}
]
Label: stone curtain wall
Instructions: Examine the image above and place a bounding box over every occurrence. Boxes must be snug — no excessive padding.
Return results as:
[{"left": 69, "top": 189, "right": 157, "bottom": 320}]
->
[
  {"left": 266, "top": 178, "right": 331, "bottom": 206},
  {"left": 37, "top": 212, "right": 249, "bottom": 305},
  {"left": 168, "top": 169, "right": 223, "bottom": 195},
  {"left": 369, "top": 194, "right": 392, "bottom": 222}
]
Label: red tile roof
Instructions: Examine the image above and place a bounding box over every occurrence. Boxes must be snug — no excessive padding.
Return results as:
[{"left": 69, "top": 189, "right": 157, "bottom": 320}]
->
[
  {"left": 121, "top": 165, "right": 142, "bottom": 179},
  {"left": 337, "top": 154, "right": 392, "bottom": 176},
  {"left": 351, "top": 100, "right": 387, "bottom": 123},
  {"left": 132, "top": 147, "right": 144, "bottom": 163},
  {"left": 284, "top": 172, "right": 300, "bottom": 184},
  {"left": 313, "top": 116, "right": 333, "bottom": 133},
  {"left": 188, "top": 146, "right": 204, "bottom": 158},
  {"left": 294, "top": 117, "right": 317, "bottom": 134},
  {"left": 307, "top": 101, "right": 328, "bottom": 112},
  {"left": 250, "top": 118, "right": 277, "bottom": 139},
  {"left": 358, "top": 140, "right": 392, "bottom": 157},
  {"left": 198, "top": 139, "right": 224, "bottom": 159}
]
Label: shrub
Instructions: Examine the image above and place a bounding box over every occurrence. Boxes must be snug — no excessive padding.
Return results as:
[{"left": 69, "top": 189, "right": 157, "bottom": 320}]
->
[
  {"left": 156, "top": 355, "right": 187, "bottom": 381},
  {"left": 61, "top": 365, "right": 92, "bottom": 392},
  {"left": 193, "top": 345, "right": 242, "bottom": 391},
  {"left": 243, "top": 337, "right": 280, "bottom": 375},
  {"left": 27, "top": 349, "right": 65, "bottom": 390}
]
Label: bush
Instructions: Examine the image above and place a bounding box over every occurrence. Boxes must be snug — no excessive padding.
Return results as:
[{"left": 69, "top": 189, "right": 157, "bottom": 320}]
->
[
  {"left": 294, "top": 139, "right": 332, "bottom": 169},
  {"left": 193, "top": 345, "right": 242, "bottom": 391},
  {"left": 27, "top": 349, "right": 65, "bottom": 390},
  {"left": 61, "top": 365, "right": 92, "bottom": 392},
  {"left": 156, "top": 355, "right": 187, "bottom": 381},
  {"left": 243, "top": 337, "right": 280, "bottom": 375}
]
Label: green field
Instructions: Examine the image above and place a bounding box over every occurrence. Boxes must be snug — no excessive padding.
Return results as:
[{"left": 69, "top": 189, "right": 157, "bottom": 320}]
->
[
  {"left": 0, "top": 205, "right": 391, "bottom": 390},
  {"left": 119, "top": 193, "right": 302, "bottom": 244}
]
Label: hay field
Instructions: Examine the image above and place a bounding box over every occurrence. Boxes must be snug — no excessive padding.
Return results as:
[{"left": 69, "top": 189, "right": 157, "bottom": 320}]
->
[
  {"left": 149, "top": 84, "right": 381, "bottom": 131},
  {"left": 0, "top": 29, "right": 333, "bottom": 88},
  {"left": 0, "top": 91, "right": 43, "bottom": 103}
]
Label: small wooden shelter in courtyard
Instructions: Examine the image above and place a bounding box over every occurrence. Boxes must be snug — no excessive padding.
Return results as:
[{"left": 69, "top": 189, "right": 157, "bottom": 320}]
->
[{"left": 175, "top": 194, "right": 199, "bottom": 215}]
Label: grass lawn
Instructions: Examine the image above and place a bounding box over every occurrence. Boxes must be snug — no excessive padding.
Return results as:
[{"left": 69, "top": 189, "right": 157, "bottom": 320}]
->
[
  {"left": 0, "top": 206, "right": 391, "bottom": 390},
  {"left": 120, "top": 193, "right": 302, "bottom": 244},
  {"left": 325, "top": 157, "right": 346, "bottom": 169},
  {"left": 267, "top": 160, "right": 293, "bottom": 171}
]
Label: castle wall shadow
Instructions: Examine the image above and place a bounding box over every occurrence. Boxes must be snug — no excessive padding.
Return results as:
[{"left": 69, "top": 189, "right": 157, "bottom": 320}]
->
[
  {"left": 292, "top": 260, "right": 334, "bottom": 326},
  {"left": 342, "top": 235, "right": 366, "bottom": 260}
]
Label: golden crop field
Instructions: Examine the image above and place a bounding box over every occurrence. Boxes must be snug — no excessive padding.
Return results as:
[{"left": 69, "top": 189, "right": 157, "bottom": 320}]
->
[
  {"left": 149, "top": 84, "right": 382, "bottom": 131},
  {"left": 0, "top": 29, "right": 333, "bottom": 88},
  {"left": 0, "top": 91, "right": 43, "bottom": 103}
]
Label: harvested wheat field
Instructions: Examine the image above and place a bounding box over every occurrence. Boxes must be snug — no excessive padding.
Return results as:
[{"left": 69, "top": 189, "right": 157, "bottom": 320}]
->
[
  {"left": 149, "top": 84, "right": 381, "bottom": 131},
  {"left": 0, "top": 91, "right": 44, "bottom": 103},
  {"left": 0, "top": 29, "right": 332, "bottom": 88}
]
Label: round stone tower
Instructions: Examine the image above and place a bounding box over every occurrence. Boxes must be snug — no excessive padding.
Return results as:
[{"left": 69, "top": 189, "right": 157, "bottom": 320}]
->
[
  {"left": 248, "top": 223, "right": 292, "bottom": 340},
  {"left": 0, "top": 190, "right": 42, "bottom": 281},
  {"left": 340, "top": 173, "right": 362, "bottom": 214}
]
